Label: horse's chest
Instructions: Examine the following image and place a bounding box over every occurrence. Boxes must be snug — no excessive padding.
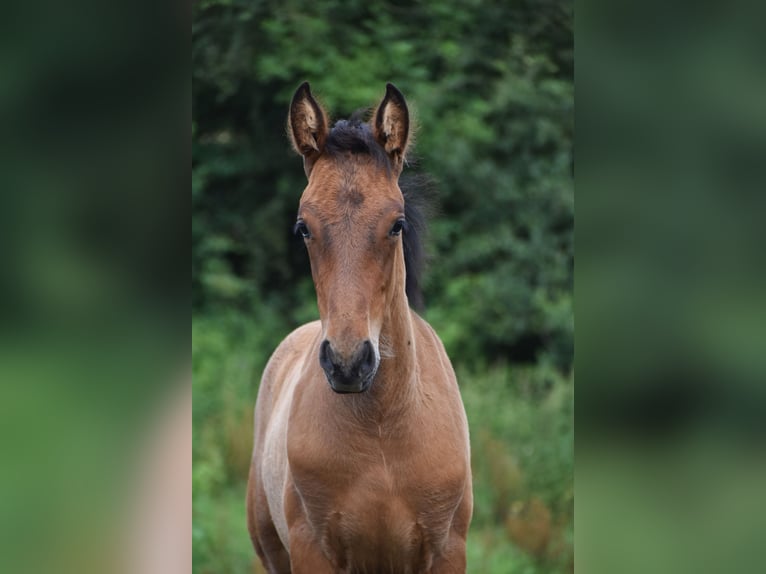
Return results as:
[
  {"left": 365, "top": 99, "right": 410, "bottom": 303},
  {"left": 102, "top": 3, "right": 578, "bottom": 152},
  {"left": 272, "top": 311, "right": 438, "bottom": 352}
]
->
[
  {"left": 291, "top": 447, "right": 462, "bottom": 570},
  {"left": 324, "top": 488, "right": 426, "bottom": 571}
]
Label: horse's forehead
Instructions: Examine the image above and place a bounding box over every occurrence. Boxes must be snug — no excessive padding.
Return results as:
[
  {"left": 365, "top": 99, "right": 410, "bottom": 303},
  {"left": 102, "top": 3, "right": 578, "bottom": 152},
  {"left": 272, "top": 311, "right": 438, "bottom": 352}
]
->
[{"left": 301, "top": 156, "right": 401, "bottom": 213}]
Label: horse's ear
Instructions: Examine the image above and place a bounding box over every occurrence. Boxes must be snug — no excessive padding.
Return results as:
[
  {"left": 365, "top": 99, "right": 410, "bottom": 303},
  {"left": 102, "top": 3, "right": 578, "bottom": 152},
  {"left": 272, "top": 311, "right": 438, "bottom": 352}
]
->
[
  {"left": 372, "top": 83, "right": 410, "bottom": 174},
  {"left": 288, "top": 82, "right": 329, "bottom": 177}
]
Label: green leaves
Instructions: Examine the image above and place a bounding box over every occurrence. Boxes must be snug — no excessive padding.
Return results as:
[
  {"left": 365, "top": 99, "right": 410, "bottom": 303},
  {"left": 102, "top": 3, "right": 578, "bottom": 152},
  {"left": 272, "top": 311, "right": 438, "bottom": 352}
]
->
[
  {"left": 192, "top": 0, "right": 573, "bottom": 370},
  {"left": 193, "top": 5, "right": 572, "bottom": 570}
]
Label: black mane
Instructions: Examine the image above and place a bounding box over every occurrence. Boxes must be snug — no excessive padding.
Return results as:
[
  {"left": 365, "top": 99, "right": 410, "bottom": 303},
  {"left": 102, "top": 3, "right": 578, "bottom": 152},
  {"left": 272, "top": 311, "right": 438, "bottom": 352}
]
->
[
  {"left": 324, "top": 114, "right": 431, "bottom": 311},
  {"left": 400, "top": 175, "right": 432, "bottom": 312},
  {"left": 325, "top": 112, "right": 393, "bottom": 174}
]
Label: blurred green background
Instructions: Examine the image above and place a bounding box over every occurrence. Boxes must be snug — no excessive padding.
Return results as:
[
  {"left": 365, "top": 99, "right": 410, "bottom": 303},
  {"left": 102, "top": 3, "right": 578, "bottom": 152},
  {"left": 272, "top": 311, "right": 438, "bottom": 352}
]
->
[
  {"left": 576, "top": 2, "right": 766, "bottom": 573},
  {"left": 0, "top": 2, "right": 186, "bottom": 573},
  {"left": 192, "top": 1, "right": 573, "bottom": 572}
]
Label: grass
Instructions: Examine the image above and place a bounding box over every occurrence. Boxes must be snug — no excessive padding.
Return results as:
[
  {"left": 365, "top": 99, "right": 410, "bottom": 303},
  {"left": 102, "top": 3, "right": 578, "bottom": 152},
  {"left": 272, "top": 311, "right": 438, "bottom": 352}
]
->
[{"left": 192, "top": 314, "right": 573, "bottom": 573}]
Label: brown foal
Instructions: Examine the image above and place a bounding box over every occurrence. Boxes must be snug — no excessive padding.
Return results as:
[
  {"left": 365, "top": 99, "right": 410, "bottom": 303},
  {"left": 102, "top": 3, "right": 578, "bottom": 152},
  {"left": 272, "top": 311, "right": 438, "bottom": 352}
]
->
[{"left": 247, "top": 82, "right": 472, "bottom": 573}]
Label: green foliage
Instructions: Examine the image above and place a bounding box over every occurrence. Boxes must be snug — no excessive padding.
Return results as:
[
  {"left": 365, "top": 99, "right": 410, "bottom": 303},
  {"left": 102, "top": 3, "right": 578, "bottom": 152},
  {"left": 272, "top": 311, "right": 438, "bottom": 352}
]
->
[
  {"left": 467, "top": 529, "right": 550, "bottom": 574},
  {"left": 193, "top": 485, "right": 255, "bottom": 574},
  {"left": 193, "top": 317, "right": 573, "bottom": 573},
  {"left": 462, "top": 366, "right": 574, "bottom": 526},
  {"left": 193, "top": 0, "right": 572, "bottom": 572},
  {"left": 193, "top": 0, "right": 573, "bottom": 370},
  {"left": 192, "top": 314, "right": 275, "bottom": 574}
]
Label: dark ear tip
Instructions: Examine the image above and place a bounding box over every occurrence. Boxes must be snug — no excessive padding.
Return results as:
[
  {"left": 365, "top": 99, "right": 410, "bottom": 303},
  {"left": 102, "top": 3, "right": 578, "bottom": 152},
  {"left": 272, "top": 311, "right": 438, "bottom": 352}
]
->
[
  {"left": 385, "top": 82, "right": 404, "bottom": 100},
  {"left": 294, "top": 81, "right": 312, "bottom": 100}
]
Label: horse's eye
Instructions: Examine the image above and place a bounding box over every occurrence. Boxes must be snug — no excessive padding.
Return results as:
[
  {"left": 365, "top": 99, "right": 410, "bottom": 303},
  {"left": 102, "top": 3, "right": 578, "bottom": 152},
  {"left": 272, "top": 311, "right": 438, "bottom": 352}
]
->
[
  {"left": 389, "top": 219, "right": 406, "bottom": 237},
  {"left": 294, "top": 221, "right": 311, "bottom": 239}
]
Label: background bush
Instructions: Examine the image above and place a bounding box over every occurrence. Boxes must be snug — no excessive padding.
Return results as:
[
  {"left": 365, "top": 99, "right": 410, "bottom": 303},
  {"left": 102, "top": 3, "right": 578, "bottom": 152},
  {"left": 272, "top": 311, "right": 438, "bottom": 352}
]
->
[{"left": 193, "top": 1, "right": 572, "bottom": 572}]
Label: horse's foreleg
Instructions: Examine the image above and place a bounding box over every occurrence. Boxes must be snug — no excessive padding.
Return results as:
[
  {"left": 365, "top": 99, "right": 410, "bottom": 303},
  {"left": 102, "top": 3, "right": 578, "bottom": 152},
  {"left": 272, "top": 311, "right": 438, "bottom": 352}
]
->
[
  {"left": 247, "top": 466, "right": 291, "bottom": 574},
  {"left": 287, "top": 522, "right": 336, "bottom": 574},
  {"left": 429, "top": 531, "right": 467, "bottom": 574}
]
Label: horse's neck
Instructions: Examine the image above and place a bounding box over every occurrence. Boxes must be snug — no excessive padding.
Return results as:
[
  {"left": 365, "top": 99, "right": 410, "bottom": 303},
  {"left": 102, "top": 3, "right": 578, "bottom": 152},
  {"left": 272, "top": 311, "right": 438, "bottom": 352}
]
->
[
  {"left": 364, "top": 290, "right": 419, "bottom": 420},
  {"left": 380, "top": 305, "right": 416, "bottom": 377}
]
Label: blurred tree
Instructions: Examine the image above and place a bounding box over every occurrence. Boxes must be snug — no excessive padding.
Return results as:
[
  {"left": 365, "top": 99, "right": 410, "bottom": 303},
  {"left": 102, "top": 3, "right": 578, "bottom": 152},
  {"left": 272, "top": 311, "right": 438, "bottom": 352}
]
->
[
  {"left": 192, "top": 0, "right": 573, "bottom": 369},
  {"left": 193, "top": 2, "right": 573, "bottom": 571}
]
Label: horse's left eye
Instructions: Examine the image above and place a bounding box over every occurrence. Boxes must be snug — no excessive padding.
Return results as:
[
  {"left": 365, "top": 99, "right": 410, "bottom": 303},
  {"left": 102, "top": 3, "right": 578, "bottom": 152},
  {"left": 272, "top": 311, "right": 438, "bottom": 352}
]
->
[
  {"left": 294, "top": 221, "right": 311, "bottom": 238},
  {"left": 389, "top": 219, "right": 406, "bottom": 237}
]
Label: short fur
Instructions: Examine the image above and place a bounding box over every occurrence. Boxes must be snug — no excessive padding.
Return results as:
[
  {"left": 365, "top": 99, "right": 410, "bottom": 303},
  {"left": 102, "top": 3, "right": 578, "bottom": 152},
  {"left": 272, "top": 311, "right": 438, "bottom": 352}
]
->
[
  {"left": 322, "top": 114, "right": 431, "bottom": 311},
  {"left": 248, "top": 83, "right": 472, "bottom": 574}
]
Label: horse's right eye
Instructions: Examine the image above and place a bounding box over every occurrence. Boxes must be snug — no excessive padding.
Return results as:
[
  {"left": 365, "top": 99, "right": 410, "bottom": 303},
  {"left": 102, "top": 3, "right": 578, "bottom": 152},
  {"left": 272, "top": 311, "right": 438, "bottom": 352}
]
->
[
  {"left": 389, "top": 219, "right": 406, "bottom": 237},
  {"left": 293, "top": 221, "right": 311, "bottom": 238}
]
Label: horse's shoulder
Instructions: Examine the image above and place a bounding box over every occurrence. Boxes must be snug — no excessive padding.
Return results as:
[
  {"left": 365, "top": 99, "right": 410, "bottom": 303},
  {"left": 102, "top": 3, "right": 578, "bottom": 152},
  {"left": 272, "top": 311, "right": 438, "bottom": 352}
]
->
[
  {"left": 260, "top": 320, "right": 321, "bottom": 391},
  {"left": 410, "top": 310, "right": 444, "bottom": 348},
  {"left": 410, "top": 313, "right": 465, "bottom": 415},
  {"left": 410, "top": 312, "right": 452, "bottom": 366}
]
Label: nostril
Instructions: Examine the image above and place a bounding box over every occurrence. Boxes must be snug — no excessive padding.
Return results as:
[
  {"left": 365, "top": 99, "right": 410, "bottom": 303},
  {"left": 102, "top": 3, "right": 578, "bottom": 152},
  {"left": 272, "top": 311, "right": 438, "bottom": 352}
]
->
[{"left": 319, "top": 340, "right": 335, "bottom": 373}]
